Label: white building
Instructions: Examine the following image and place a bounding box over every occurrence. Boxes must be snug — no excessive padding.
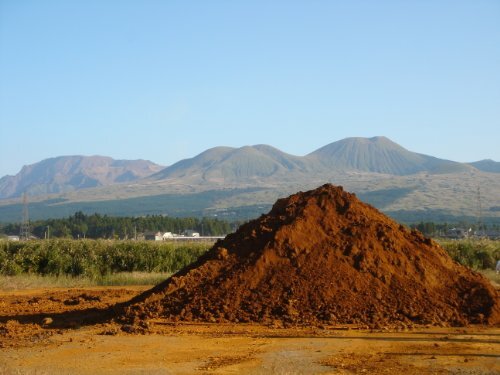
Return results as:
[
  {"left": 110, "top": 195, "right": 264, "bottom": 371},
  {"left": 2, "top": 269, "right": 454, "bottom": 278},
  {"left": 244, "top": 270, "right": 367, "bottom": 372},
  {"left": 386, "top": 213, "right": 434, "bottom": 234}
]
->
[
  {"left": 162, "top": 232, "right": 174, "bottom": 240},
  {"left": 183, "top": 230, "right": 200, "bottom": 237}
]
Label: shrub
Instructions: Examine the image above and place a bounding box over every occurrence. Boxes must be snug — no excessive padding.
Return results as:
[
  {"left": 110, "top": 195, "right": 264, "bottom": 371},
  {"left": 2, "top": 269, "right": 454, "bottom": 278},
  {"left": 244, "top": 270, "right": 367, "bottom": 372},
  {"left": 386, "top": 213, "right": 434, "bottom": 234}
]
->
[
  {"left": 0, "top": 239, "right": 211, "bottom": 278},
  {"left": 437, "top": 239, "right": 500, "bottom": 270}
]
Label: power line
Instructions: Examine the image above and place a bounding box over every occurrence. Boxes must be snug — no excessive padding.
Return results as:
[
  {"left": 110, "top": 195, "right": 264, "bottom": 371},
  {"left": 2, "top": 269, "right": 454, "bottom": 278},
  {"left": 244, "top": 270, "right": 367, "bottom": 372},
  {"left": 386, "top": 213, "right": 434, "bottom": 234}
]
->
[
  {"left": 20, "top": 192, "right": 31, "bottom": 240},
  {"left": 476, "top": 186, "right": 484, "bottom": 237}
]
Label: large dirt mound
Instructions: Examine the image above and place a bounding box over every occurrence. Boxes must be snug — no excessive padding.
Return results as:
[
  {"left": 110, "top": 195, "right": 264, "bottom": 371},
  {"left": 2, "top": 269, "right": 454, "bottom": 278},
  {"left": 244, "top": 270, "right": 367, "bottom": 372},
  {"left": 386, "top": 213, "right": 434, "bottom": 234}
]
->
[{"left": 121, "top": 184, "right": 500, "bottom": 327}]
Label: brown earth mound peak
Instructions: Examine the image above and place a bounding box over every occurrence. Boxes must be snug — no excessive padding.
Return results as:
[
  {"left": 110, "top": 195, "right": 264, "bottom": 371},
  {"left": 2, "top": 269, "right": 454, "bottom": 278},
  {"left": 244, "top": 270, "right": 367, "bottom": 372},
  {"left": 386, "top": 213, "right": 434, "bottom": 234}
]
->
[{"left": 121, "top": 184, "right": 500, "bottom": 327}]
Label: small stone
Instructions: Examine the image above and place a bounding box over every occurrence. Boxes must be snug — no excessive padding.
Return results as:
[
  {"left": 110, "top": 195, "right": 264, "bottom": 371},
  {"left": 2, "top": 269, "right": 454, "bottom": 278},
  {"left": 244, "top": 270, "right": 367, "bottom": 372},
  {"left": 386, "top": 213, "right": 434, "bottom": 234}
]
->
[
  {"left": 121, "top": 324, "right": 136, "bottom": 333},
  {"left": 42, "top": 317, "right": 53, "bottom": 326},
  {"left": 100, "top": 328, "right": 118, "bottom": 336},
  {"left": 216, "top": 247, "right": 229, "bottom": 260}
]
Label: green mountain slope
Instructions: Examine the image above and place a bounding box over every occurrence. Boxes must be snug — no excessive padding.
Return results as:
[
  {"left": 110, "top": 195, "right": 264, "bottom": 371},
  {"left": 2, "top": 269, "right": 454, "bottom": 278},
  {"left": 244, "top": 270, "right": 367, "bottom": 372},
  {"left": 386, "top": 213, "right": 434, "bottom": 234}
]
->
[
  {"left": 150, "top": 145, "right": 313, "bottom": 183},
  {"left": 307, "top": 136, "right": 471, "bottom": 175}
]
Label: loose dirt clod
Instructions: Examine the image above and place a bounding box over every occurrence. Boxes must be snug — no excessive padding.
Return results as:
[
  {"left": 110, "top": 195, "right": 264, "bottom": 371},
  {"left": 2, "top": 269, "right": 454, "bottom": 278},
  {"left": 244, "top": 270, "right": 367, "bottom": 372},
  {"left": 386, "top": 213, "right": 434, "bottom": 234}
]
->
[
  {"left": 42, "top": 317, "right": 53, "bottom": 326},
  {"left": 121, "top": 184, "right": 500, "bottom": 327}
]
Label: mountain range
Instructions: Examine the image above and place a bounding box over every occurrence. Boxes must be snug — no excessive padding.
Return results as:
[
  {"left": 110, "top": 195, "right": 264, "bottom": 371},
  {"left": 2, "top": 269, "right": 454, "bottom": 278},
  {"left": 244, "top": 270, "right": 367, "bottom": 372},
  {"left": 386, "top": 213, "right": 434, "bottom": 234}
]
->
[
  {"left": 0, "top": 137, "right": 499, "bottom": 224},
  {"left": 149, "top": 136, "right": 473, "bottom": 187},
  {"left": 0, "top": 156, "right": 163, "bottom": 199}
]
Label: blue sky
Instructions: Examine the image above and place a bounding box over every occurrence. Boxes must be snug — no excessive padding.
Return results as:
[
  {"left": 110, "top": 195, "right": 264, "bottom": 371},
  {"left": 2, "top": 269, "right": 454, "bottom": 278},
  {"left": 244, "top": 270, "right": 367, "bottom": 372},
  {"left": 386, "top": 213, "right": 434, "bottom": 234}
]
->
[{"left": 1, "top": 0, "right": 499, "bottom": 177}]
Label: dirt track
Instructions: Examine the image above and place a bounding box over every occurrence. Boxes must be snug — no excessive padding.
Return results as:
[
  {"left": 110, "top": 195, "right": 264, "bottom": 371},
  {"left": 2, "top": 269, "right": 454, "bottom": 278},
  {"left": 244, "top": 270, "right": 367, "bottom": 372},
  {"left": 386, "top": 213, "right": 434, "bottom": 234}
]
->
[{"left": 1, "top": 287, "right": 499, "bottom": 374}]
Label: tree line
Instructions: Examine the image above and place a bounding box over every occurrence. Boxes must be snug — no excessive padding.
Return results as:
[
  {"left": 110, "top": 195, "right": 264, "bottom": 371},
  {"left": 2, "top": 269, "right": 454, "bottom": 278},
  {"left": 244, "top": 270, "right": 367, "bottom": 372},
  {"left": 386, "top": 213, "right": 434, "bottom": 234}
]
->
[
  {"left": 0, "top": 211, "right": 236, "bottom": 239},
  {"left": 2, "top": 211, "right": 499, "bottom": 240},
  {"left": 409, "top": 221, "right": 500, "bottom": 237}
]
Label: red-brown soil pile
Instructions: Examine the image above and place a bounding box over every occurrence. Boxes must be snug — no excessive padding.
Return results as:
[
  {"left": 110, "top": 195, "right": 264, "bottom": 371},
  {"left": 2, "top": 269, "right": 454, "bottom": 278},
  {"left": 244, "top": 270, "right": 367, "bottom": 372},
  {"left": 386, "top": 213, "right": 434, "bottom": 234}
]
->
[{"left": 121, "top": 184, "right": 500, "bottom": 327}]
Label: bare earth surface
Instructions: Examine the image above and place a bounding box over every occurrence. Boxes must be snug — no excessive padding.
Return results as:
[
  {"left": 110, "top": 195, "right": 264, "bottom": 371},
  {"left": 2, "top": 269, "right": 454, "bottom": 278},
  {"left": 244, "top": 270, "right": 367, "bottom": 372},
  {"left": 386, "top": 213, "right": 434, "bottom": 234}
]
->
[
  {"left": 122, "top": 185, "right": 500, "bottom": 329},
  {"left": 1, "top": 286, "right": 499, "bottom": 375}
]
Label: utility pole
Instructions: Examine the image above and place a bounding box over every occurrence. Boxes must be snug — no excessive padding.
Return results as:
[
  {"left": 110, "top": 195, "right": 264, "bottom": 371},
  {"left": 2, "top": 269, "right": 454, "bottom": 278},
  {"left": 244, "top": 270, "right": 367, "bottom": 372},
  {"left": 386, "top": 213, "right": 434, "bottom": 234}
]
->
[
  {"left": 476, "top": 186, "right": 483, "bottom": 237},
  {"left": 20, "top": 192, "right": 30, "bottom": 241}
]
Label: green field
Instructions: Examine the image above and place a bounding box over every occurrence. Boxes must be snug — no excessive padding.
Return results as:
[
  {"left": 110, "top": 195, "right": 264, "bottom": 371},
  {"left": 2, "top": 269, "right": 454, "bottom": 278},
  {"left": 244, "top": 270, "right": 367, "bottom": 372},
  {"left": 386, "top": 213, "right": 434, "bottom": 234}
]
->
[
  {"left": 1, "top": 238, "right": 498, "bottom": 289},
  {"left": 0, "top": 239, "right": 210, "bottom": 279}
]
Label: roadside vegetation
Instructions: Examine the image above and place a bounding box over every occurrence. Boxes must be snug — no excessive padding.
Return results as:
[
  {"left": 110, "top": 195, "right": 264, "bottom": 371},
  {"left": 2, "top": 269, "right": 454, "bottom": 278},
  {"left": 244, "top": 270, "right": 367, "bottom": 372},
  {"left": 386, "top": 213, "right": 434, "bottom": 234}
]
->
[
  {"left": 437, "top": 238, "right": 500, "bottom": 285},
  {"left": 0, "top": 239, "right": 210, "bottom": 280},
  {"left": 437, "top": 238, "right": 499, "bottom": 270}
]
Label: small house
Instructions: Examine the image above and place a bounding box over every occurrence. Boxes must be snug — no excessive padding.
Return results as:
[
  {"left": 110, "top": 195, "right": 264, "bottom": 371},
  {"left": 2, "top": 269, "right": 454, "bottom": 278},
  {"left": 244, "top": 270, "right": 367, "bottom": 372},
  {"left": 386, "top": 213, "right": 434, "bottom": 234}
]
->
[
  {"left": 183, "top": 230, "right": 200, "bottom": 237},
  {"left": 162, "top": 232, "right": 174, "bottom": 240},
  {"left": 144, "top": 231, "right": 163, "bottom": 241}
]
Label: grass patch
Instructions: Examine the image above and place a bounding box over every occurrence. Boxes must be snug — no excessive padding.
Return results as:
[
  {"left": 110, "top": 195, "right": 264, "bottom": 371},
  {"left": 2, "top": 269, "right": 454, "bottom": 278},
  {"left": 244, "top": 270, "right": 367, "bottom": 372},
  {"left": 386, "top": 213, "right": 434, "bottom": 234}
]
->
[
  {"left": 97, "top": 271, "right": 171, "bottom": 286},
  {"left": 0, "top": 272, "right": 171, "bottom": 291}
]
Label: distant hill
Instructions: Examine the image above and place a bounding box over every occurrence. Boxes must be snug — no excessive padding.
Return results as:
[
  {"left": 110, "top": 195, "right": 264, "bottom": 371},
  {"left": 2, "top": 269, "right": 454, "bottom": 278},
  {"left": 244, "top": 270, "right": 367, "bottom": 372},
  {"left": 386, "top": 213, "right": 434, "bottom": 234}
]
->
[
  {"left": 307, "top": 136, "right": 471, "bottom": 175},
  {"left": 151, "top": 144, "right": 314, "bottom": 184},
  {"left": 152, "top": 136, "right": 474, "bottom": 184},
  {"left": 0, "top": 156, "right": 163, "bottom": 199},
  {"left": 468, "top": 159, "right": 500, "bottom": 173}
]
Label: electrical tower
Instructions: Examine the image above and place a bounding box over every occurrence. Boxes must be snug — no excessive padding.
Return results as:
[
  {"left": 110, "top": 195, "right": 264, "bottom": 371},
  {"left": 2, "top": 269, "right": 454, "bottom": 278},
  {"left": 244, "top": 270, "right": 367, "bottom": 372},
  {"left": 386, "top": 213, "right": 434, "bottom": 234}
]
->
[
  {"left": 20, "top": 192, "right": 31, "bottom": 240},
  {"left": 476, "top": 186, "right": 483, "bottom": 237}
]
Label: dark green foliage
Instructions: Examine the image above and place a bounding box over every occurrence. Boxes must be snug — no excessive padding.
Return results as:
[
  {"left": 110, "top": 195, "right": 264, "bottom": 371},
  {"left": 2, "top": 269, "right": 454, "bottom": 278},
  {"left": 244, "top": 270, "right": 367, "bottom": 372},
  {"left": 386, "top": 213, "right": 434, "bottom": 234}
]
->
[
  {"left": 1, "top": 211, "right": 233, "bottom": 239},
  {"left": 0, "top": 239, "right": 209, "bottom": 278},
  {"left": 438, "top": 239, "right": 500, "bottom": 270}
]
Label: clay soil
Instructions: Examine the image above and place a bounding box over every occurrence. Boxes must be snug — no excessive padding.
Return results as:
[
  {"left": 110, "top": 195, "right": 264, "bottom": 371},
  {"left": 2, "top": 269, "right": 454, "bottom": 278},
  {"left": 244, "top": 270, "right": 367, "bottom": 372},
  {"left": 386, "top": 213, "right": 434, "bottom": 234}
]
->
[
  {"left": 122, "top": 184, "right": 499, "bottom": 328},
  {"left": 1, "top": 286, "right": 499, "bottom": 374}
]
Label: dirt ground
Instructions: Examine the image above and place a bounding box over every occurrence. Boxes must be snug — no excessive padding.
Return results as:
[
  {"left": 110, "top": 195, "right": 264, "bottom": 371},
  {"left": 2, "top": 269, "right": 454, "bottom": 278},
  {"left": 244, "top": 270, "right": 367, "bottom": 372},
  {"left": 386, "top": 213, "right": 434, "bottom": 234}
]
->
[{"left": 1, "top": 287, "right": 499, "bottom": 375}]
